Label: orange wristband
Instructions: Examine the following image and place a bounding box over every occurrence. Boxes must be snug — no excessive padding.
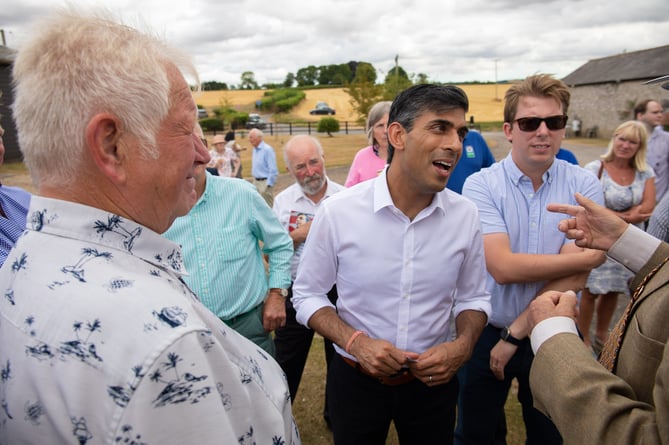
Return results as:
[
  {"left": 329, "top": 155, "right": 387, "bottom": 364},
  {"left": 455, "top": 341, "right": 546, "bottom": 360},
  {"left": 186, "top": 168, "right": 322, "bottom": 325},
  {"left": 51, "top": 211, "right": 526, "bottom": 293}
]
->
[{"left": 345, "top": 330, "right": 366, "bottom": 354}]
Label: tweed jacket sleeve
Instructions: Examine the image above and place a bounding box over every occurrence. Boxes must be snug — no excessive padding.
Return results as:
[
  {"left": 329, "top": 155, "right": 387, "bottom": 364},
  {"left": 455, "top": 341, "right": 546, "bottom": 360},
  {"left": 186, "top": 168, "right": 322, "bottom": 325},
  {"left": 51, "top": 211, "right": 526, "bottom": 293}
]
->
[{"left": 530, "top": 242, "right": 669, "bottom": 445}]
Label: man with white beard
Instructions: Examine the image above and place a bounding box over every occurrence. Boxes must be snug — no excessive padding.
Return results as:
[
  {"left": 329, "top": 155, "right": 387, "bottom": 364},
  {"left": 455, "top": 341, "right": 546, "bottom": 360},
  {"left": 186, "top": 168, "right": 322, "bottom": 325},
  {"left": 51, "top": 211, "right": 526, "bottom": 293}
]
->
[{"left": 272, "top": 135, "right": 344, "bottom": 425}]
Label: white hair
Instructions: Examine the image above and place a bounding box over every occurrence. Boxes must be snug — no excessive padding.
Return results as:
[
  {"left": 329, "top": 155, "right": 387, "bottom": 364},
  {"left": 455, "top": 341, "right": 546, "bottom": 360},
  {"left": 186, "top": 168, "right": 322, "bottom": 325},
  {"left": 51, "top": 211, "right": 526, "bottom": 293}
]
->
[{"left": 12, "top": 8, "right": 199, "bottom": 188}]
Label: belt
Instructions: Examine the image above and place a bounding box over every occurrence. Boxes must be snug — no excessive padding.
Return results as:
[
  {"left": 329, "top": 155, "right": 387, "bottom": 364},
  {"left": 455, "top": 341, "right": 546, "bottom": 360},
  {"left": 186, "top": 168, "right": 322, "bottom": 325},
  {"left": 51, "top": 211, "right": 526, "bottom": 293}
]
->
[
  {"left": 254, "top": 177, "right": 267, "bottom": 181},
  {"left": 341, "top": 355, "right": 415, "bottom": 386}
]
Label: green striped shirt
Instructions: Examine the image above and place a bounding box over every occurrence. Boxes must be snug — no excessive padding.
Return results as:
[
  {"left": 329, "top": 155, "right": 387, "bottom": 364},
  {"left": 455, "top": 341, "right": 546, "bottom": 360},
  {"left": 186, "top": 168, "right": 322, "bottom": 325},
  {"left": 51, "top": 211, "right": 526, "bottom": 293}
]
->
[{"left": 164, "top": 173, "right": 292, "bottom": 319}]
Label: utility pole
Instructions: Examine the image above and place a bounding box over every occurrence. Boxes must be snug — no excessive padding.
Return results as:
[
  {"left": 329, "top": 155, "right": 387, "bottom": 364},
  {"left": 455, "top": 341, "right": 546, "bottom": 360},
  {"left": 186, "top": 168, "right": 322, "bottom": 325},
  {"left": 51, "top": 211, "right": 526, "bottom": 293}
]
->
[
  {"left": 494, "top": 59, "right": 499, "bottom": 101},
  {"left": 394, "top": 54, "right": 399, "bottom": 94},
  {"left": 1, "top": 29, "right": 6, "bottom": 47}
]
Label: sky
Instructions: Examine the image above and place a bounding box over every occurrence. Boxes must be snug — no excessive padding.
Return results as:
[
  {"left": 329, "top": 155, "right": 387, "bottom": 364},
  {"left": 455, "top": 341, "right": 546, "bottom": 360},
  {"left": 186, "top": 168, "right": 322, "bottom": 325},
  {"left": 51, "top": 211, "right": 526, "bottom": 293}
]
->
[{"left": 2, "top": 0, "right": 668, "bottom": 87}]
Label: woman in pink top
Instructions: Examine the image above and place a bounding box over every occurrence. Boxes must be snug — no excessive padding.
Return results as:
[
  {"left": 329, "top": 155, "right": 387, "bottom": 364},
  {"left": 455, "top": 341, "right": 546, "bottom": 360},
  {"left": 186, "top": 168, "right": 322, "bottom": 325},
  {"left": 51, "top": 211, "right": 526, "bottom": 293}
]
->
[{"left": 345, "top": 101, "right": 391, "bottom": 187}]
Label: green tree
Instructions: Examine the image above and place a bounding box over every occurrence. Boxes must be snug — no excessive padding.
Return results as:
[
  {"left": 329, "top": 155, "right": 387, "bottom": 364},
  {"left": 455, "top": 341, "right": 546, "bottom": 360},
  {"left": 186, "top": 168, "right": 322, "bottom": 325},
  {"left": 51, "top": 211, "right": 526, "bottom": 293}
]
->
[
  {"left": 317, "top": 117, "right": 340, "bottom": 137},
  {"left": 352, "top": 62, "right": 377, "bottom": 83},
  {"left": 202, "top": 81, "right": 229, "bottom": 91},
  {"left": 316, "top": 64, "right": 353, "bottom": 86},
  {"left": 414, "top": 73, "right": 429, "bottom": 84},
  {"left": 296, "top": 66, "right": 318, "bottom": 86},
  {"left": 283, "top": 72, "right": 296, "bottom": 88},
  {"left": 240, "top": 71, "right": 259, "bottom": 90},
  {"left": 383, "top": 65, "right": 412, "bottom": 99},
  {"left": 346, "top": 81, "right": 384, "bottom": 123},
  {"left": 332, "top": 63, "right": 353, "bottom": 85}
]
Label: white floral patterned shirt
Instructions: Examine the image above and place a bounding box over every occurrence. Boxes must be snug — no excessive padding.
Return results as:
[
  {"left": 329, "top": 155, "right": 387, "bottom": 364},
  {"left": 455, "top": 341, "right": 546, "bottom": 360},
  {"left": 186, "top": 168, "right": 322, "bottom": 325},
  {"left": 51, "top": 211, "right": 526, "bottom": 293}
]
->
[{"left": 0, "top": 196, "right": 300, "bottom": 445}]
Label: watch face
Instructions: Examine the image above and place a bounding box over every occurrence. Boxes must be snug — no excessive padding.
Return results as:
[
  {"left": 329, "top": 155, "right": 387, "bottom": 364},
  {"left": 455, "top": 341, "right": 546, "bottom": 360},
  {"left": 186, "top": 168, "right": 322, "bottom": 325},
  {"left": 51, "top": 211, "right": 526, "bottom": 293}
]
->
[
  {"left": 280, "top": 288, "right": 289, "bottom": 297},
  {"left": 501, "top": 327, "right": 510, "bottom": 340}
]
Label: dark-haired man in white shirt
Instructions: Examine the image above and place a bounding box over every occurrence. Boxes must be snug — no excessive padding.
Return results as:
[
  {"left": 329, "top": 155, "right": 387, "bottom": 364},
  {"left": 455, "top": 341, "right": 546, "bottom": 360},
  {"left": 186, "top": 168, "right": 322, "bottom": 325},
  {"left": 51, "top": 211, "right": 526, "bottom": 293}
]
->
[{"left": 293, "top": 84, "right": 491, "bottom": 444}]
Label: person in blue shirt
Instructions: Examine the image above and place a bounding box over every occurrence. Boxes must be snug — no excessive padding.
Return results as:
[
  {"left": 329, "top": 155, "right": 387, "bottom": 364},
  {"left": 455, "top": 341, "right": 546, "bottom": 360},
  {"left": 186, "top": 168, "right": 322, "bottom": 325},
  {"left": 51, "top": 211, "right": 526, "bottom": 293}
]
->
[
  {"left": 556, "top": 147, "right": 579, "bottom": 165},
  {"left": 446, "top": 130, "right": 496, "bottom": 194},
  {"left": 0, "top": 124, "right": 30, "bottom": 266},
  {"left": 249, "top": 128, "right": 279, "bottom": 207}
]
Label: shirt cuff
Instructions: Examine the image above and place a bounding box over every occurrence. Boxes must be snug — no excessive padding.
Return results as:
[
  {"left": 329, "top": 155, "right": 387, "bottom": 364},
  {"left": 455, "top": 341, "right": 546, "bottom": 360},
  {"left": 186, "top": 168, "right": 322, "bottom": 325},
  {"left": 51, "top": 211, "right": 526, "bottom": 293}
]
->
[
  {"left": 609, "top": 225, "right": 660, "bottom": 274},
  {"left": 530, "top": 316, "right": 579, "bottom": 354}
]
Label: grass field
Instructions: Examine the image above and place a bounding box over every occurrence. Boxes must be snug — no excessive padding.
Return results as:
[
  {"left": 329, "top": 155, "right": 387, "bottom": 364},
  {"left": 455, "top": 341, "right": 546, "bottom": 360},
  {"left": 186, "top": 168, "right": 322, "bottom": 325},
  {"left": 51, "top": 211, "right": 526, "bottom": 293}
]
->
[{"left": 194, "top": 84, "right": 511, "bottom": 123}]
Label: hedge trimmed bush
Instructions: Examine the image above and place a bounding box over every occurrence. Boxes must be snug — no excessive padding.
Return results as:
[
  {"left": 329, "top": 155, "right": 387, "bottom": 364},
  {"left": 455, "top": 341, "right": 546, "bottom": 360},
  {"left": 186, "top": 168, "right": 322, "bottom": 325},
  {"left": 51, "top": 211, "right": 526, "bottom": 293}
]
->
[
  {"left": 199, "top": 117, "right": 225, "bottom": 132},
  {"left": 259, "top": 89, "right": 306, "bottom": 113},
  {"left": 317, "top": 117, "right": 340, "bottom": 136}
]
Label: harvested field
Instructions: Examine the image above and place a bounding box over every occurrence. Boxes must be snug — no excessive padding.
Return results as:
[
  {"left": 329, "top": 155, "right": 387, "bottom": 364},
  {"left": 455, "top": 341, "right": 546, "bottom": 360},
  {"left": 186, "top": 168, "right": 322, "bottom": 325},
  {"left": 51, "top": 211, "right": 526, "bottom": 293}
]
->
[{"left": 194, "top": 84, "right": 511, "bottom": 123}]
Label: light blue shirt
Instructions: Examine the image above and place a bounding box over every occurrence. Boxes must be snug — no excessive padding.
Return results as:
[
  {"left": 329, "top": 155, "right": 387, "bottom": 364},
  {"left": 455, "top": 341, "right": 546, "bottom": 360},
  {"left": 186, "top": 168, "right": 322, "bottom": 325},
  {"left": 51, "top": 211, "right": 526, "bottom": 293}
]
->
[
  {"left": 463, "top": 155, "right": 604, "bottom": 327},
  {"left": 646, "top": 125, "right": 669, "bottom": 202},
  {"left": 251, "top": 140, "right": 279, "bottom": 186},
  {"left": 164, "top": 173, "right": 292, "bottom": 319}
]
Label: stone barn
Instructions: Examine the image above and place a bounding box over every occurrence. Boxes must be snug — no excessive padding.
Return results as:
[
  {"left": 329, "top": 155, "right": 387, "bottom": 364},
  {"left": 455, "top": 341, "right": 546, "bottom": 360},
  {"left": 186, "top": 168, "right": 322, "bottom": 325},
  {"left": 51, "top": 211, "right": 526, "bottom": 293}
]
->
[
  {"left": 562, "top": 45, "right": 669, "bottom": 139},
  {"left": 0, "top": 45, "right": 20, "bottom": 162}
]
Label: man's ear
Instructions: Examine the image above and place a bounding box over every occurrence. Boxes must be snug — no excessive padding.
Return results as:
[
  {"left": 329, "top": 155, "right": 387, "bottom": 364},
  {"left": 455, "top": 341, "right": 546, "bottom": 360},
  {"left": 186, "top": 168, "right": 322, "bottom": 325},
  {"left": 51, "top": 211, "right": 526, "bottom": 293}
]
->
[
  {"left": 85, "top": 113, "right": 126, "bottom": 184},
  {"left": 387, "top": 122, "right": 406, "bottom": 152},
  {"left": 503, "top": 121, "right": 513, "bottom": 142}
]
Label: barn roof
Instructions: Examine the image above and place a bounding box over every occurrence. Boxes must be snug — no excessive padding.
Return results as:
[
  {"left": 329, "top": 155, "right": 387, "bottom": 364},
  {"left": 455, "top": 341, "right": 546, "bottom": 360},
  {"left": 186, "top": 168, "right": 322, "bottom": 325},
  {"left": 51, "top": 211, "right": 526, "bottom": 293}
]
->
[{"left": 562, "top": 45, "right": 669, "bottom": 87}]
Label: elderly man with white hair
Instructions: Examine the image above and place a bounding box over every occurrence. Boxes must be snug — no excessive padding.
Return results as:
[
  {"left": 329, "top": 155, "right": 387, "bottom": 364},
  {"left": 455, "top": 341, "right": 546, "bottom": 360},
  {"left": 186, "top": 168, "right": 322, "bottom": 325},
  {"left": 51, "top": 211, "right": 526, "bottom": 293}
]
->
[{"left": 0, "top": 9, "right": 299, "bottom": 444}]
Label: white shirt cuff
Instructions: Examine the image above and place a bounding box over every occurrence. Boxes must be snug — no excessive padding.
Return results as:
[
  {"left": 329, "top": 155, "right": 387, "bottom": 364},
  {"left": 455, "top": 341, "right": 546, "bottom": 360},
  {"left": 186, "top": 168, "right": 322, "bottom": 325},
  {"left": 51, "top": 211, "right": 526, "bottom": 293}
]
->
[
  {"left": 530, "top": 316, "right": 579, "bottom": 354},
  {"left": 609, "top": 225, "right": 660, "bottom": 274}
]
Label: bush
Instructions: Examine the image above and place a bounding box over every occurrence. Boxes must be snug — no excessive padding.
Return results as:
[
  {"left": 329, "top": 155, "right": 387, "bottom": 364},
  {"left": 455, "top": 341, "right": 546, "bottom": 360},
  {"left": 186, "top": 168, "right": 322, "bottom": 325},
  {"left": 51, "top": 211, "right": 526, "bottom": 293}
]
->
[
  {"left": 199, "top": 117, "right": 224, "bottom": 132},
  {"left": 214, "top": 107, "right": 250, "bottom": 130},
  {"left": 259, "top": 89, "right": 306, "bottom": 113},
  {"left": 317, "top": 117, "right": 340, "bottom": 137}
]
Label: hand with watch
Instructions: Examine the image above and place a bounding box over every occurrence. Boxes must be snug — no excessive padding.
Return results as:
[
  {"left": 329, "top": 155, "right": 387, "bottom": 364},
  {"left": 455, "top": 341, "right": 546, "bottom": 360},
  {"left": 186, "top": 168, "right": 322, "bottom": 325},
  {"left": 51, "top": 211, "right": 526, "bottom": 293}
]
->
[
  {"left": 490, "top": 326, "right": 522, "bottom": 381},
  {"left": 262, "top": 288, "right": 289, "bottom": 332},
  {"left": 500, "top": 326, "right": 522, "bottom": 346}
]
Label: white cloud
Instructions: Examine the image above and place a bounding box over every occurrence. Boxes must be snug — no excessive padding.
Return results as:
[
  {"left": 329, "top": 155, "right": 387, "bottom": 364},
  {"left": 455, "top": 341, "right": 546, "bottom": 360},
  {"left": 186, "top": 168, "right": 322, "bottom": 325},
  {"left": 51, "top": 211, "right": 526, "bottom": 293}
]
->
[{"left": 2, "top": 0, "right": 668, "bottom": 86}]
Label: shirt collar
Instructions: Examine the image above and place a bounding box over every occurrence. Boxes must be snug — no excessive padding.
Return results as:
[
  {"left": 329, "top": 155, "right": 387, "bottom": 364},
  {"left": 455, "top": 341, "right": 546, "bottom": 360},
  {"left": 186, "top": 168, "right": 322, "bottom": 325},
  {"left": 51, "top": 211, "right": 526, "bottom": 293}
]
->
[
  {"left": 372, "top": 166, "right": 443, "bottom": 218},
  {"left": 502, "top": 153, "right": 555, "bottom": 187},
  {"left": 27, "top": 196, "right": 187, "bottom": 276},
  {"left": 196, "top": 171, "right": 214, "bottom": 207},
  {"left": 293, "top": 177, "right": 337, "bottom": 204}
]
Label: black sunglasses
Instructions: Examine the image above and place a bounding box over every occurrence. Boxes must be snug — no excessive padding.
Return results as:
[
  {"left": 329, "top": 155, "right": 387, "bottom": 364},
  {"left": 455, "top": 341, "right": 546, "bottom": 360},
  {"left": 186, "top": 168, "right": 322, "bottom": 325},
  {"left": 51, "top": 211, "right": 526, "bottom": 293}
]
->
[{"left": 513, "top": 115, "right": 568, "bottom": 132}]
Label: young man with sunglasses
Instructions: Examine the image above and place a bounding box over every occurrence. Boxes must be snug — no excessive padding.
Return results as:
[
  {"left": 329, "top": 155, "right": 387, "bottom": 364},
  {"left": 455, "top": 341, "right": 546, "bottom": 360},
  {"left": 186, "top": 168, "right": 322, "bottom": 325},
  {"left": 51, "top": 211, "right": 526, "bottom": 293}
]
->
[{"left": 457, "top": 74, "right": 606, "bottom": 445}]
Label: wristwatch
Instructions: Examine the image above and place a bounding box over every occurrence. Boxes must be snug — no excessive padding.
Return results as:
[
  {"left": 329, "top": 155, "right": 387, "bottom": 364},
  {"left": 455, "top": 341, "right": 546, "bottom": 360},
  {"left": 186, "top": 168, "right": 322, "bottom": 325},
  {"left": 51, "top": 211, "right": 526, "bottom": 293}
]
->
[
  {"left": 500, "top": 326, "right": 521, "bottom": 346},
  {"left": 271, "top": 288, "right": 288, "bottom": 298}
]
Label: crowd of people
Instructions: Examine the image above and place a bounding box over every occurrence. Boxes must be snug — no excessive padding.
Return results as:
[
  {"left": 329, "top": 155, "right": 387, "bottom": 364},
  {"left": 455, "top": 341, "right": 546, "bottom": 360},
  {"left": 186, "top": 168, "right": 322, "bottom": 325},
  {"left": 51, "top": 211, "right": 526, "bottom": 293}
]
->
[{"left": 1, "top": 8, "right": 669, "bottom": 445}]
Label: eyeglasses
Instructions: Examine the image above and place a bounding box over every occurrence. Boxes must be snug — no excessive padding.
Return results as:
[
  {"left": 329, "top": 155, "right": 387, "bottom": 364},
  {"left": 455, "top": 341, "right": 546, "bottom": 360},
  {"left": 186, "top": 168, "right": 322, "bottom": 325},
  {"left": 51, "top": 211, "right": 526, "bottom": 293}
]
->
[
  {"left": 513, "top": 115, "right": 568, "bottom": 132},
  {"left": 200, "top": 137, "right": 208, "bottom": 147}
]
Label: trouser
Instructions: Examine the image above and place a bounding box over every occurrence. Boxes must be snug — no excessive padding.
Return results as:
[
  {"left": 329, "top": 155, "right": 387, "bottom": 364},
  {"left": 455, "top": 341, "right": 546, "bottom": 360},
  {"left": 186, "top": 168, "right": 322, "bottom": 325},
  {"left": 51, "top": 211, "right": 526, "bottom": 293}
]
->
[
  {"left": 455, "top": 324, "right": 562, "bottom": 445},
  {"left": 253, "top": 178, "right": 273, "bottom": 208},
  {"left": 328, "top": 353, "right": 458, "bottom": 445},
  {"left": 222, "top": 303, "right": 275, "bottom": 357},
  {"left": 274, "top": 285, "right": 337, "bottom": 403}
]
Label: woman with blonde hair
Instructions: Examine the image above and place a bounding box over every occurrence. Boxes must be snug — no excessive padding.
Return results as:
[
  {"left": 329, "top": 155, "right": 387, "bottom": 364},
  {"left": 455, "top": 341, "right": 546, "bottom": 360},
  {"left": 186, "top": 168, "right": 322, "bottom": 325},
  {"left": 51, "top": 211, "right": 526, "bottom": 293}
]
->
[
  {"left": 344, "top": 101, "right": 391, "bottom": 187},
  {"left": 579, "top": 120, "right": 655, "bottom": 354}
]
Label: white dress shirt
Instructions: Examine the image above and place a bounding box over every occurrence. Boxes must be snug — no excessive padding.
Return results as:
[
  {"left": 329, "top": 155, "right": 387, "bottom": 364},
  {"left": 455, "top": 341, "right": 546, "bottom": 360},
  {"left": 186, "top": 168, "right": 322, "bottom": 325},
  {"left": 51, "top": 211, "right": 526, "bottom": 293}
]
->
[
  {"left": 531, "top": 225, "right": 661, "bottom": 353},
  {"left": 272, "top": 177, "right": 345, "bottom": 280},
  {"left": 292, "top": 168, "right": 491, "bottom": 359},
  {"left": 0, "top": 196, "right": 299, "bottom": 444}
]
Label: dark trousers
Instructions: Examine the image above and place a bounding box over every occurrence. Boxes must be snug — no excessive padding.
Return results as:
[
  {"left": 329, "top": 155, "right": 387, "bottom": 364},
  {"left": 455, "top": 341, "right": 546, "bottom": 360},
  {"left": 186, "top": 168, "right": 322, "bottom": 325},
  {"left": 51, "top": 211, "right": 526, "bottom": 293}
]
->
[
  {"left": 274, "top": 285, "right": 337, "bottom": 404},
  {"left": 328, "top": 353, "right": 458, "bottom": 445},
  {"left": 455, "top": 325, "right": 562, "bottom": 445}
]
